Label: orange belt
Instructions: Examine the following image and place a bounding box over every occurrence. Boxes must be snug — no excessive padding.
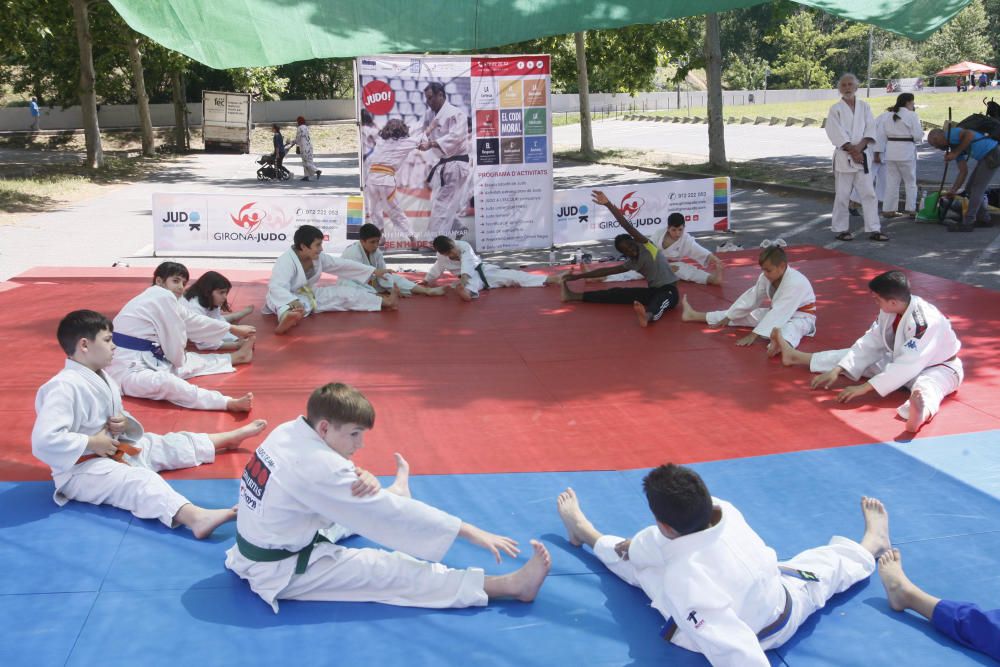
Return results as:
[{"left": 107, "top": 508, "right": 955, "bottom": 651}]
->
[
  {"left": 76, "top": 441, "right": 142, "bottom": 465},
  {"left": 796, "top": 303, "right": 817, "bottom": 315},
  {"left": 369, "top": 164, "right": 395, "bottom": 176}
]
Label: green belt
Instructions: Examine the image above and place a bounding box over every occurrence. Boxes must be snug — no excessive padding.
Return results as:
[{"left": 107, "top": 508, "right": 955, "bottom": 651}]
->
[{"left": 236, "top": 531, "right": 330, "bottom": 575}]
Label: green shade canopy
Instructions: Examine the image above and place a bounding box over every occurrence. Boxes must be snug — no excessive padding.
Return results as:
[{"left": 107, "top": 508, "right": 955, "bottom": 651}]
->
[{"left": 108, "top": 0, "right": 972, "bottom": 70}]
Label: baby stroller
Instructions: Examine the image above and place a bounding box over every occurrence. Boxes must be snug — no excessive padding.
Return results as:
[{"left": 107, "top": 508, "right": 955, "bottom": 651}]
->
[{"left": 256, "top": 152, "right": 292, "bottom": 181}]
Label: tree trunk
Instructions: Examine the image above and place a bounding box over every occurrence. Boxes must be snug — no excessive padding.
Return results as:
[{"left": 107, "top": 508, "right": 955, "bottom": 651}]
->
[
  {"left": 704, "top": 13, "right": 727, "bottom": 169},
  {"left": 171, "top": 70, "right": 189, "bottom": 151},
  {"left": 125, "top": 31, "right": 155, "bottom": 157},
  {"left": 70, "top": 0, "right": 104, "bottom": 168},
  {"left": 574, "top": 31, "right": 595, "bottom": 159}
]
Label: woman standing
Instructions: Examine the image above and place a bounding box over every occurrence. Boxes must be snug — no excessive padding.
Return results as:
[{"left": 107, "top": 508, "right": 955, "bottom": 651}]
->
[
  {"left": 875, "top": 93, "right": 924, "bottom": 218},
  {"left": 292, "top": 116, "right": 322, "bottom": 182}
]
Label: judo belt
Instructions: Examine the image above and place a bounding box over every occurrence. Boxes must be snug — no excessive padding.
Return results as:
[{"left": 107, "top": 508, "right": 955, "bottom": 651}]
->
[
  {"left": 660, "top": 585, "right": 792, "bottom": 642},
  {"left": 796, "top": 303, "right": 817, "bottom": 315},
  {"left": 426, "top": 154, "right": 469, "bottom": 187},
  {"left": 369, "top": 164, "right": 396, "bottom": 176},
  {"left": 474, "top": 263, "right": 491, "bottom": 290},
  {"left": 236, "top": 531, "right": 331, "bottom": 575},
  {"left": 861, "top": 151, "right": 870, "bottom": 174},
  {"left": 295, "top": 285, "right": 318, "bottom": 312},
  {"left": 887, "top": 137, "right": 915, "bottom": 142},
  {"left": 111, "top": 332, "right": 165, "bottom": 361},
  {"left": 76, "top": 441, "right": 142, "bottom": 465}
]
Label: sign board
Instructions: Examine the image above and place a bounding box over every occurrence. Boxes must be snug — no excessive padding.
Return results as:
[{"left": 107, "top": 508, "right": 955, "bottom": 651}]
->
[{"left": 202, "top": 90, "right": 251, "bottom": 153}]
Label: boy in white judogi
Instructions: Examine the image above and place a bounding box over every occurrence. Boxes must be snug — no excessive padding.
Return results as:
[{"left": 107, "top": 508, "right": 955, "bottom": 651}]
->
[
  {"left": 418, "top": 82, "right": 471, "bottom": 238},
  {"left": 874, "top": 95, "right": 924, "bottom": 217},
  {"left": 107, "top": 262, "right": 256, "bottom": 412},
  {"left": 604, "top": 212, "right": 723, "bottom": 286},
  {"left": 225, "top": 382, "right": 551, "bottom": 613},
  {"left": 557, "top": 464, "right": 891, "bottom": 667},
  {"left": 421, "top": 235, "right": 561, "bottom": 302},
  {"left": 341, "top": 224, "right": 445, "bottom": 297},
  {"left": 681, "top": 244, "right": 816, "bottom": 353},
  {"left": 33, "top": 310, "right": 267, "bottom": 539},
  {"left": 263, "top": 225, "right": 399, "bottom": 335},
  {"left": 826, "top": 73, "right": 886, "bottom": 242},
  {"left": 364, "top": 119, "right": 421, "bottom": 243},
  {"left": 774, "top": 270, "right": 962, "bottom": 433}
]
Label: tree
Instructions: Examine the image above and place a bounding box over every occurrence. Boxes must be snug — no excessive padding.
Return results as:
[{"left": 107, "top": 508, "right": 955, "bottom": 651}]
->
[
  {"left": 574, "top": 31, "right": 594, "bottom": 158},
  {"left": 724, "top": 56, "right": 769, "bottom": 90},
  {"left": 70, "top": 0, "right": 103, "bottom": 168},
  {"left": 919, "top": 0, "right": 992, "bottom": 77},
  {"left": 279, "top": 59, "right": 355, "bottom": 99},
  {"left": 704, "top": 13, "right": 726, "bottom": 168},
  {"left": 870, "top": 39, "right": 924, "bottom": 81},
  {"left": 121, "top": 25, "right": 154, "bottom": 156},
  {"left": 765, "top": 10, "right": 867, "bottom": 89}
]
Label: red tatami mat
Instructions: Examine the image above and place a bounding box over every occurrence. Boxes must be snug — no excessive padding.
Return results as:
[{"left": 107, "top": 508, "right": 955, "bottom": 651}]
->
[{"left": 3, "top": 246, "right": 999, "bottom": 481}]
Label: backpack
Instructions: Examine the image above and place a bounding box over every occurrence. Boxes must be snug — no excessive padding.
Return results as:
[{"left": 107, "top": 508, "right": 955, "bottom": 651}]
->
[{"left": 954, "top": 113, "right": 1000, "bottom": 141}]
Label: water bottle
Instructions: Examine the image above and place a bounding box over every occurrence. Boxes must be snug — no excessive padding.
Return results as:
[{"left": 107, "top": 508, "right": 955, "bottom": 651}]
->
[
  {"left": 918, "top": 190, "right": 926, "bottom": 210},
  {"left": 574, "top": 249, "right": 582, "bottom": 265},
  {"left": 548, "top": 247, "right": 556, "bottom": 265}
]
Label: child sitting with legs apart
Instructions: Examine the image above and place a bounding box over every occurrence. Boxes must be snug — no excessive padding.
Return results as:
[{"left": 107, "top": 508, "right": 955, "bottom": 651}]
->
[
  {"left": 341, "top": 224, "right": 445, "bottom": 297},
  {"left": 183, "top": 270, "right": 254, "bottom": 351},
  {"left": 107, "top": 262, "right": 256, "bottom": 412},
  {"left": 557, "top": 464, "right": 891, "bottom": 667},
  {"left": 599, "top": 212, "right": 723, "bottom": 286},
  {"left": 33, "top": 310, "right": 267, "bottom": 539},
  {"left": 226, "top": 382, "right": 551, "bottom": 613}
]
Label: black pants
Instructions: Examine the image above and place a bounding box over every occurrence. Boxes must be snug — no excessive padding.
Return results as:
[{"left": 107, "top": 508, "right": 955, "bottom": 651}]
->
[{"left": 582, "top": 283, "right": 679, "bottom": 323}]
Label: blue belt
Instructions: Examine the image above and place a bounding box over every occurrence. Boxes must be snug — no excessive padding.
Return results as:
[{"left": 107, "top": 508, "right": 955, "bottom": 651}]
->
[{"left": 112, "top": 332, "right": 165, "bottom": 361}]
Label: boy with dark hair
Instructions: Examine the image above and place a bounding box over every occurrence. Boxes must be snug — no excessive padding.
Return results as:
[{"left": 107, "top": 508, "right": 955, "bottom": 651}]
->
[
  {"left": 601, "top": 212, "right": 723, "bottom": 286},
  {"left": 226, "top": 382, "right": 551, "bottom": 613},
  {"left": 341, "top": 223, "right": 445, "bottom": 297},
  {"left": 682, "top": 244, "right": 816, "bottom": 354},
  {"left": 264, "top": 224, "right": 400, "bottom": 334},
  {"left": 773, "top": 269, "right": 962, "bottom": 432},
  {"left": 560, "top": 190, "right": 680, "bottom": 328},
  {"left": 33, "top": 310, "right": 266, "bottom": 539},
  {"left": 421, "top": 234, "right": 562, "bottom": 301},
  {"left": 557, "top": 464, "right": 891, "bottom": 667},
  {"left": 107, "top": 262, "right": 256, "bottom": 412}
]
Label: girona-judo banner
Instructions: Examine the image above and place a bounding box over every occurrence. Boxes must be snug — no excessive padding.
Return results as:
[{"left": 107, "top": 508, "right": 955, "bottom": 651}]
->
[
  {"left": 356, "top": 54, "right": 553, "bottom": 252},
  {"left": 152, "top": 192, "right": 362, "bottom": 255},
  {"left": 552, "top": 178, "right": 731, "bottom": 245}
]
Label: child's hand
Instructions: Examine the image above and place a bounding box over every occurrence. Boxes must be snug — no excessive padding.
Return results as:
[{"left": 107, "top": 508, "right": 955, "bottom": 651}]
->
[
  {"left": 351, "top": 468, "right": 381, "bottom": 497},
  {"left": 591, "top": 190, "right": 610, "bottom": 206},
  {"left": 87, "top": 428, "right": 119, "bottom": 457},
  {"left": 374, "top": 268, "right": 394, "bottom": 277},
  {"left": 735, "top": 332, "right": 759, "bottom": 347},
  {"left": 106, "top": 414, "right": 127, "bottom": 438},
  {"left": 231, "top": 324, "right": 256, "bottom": 338},
  {"left": 459, "top": 522, "right": 520, "bottom": 563},
  {"left": 811, "top": 367, "right": 842, "bottom": 390}
]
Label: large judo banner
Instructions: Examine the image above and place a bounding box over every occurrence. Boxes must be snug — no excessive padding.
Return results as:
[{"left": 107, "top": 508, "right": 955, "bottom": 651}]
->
[
  {"left": 356, "top": 54, "right": 553, "bottom": 252},
  {"left": 152, "top": 192, "right": 362, "bottom": 255},
  {"left": 552, "top": 178, "right": 731, "bottom": 245}
]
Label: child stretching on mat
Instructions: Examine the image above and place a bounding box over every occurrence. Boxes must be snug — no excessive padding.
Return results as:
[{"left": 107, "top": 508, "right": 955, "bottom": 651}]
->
[
  {"left": 771, "top": 270, "right": 962, "bottom": 433},
  {"left": 878, "top": 549, "right": 1000, "bottom": 661},
  {"left": 341, "top": 224, "right": 445, "bottom": 297},
  {"left": 107, "top": 262, "right": 256, "bottom": 413},
  {"left": 560, "top": 190, "right": 679, "bottom": 328},
  {"left": 420, "top": 235, "right": 563, "bottom": 301},
  {"left": 557, "top": 464, "right": 891, "bottom": 667},
  {"left": 226, "top": 382, "right": 551, "bottom": 613},
  {"left": 264, "top": 224, "right": 400, "bottom": 335},
  {"left": 681, "top": 243, "right": 816, "bottom": 354},
  {"left": 183, "top": 270, "right": 254, "bottom": 351},
  {"left": 32, "top": 310, "right": 267, "bottom": 539}
]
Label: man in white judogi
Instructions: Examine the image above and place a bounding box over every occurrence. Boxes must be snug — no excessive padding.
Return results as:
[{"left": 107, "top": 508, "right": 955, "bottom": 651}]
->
[
  {"left": 34, "top": 310, "right": 265, "bottom": 539},
  {"left": 826, "top": 73, "right": 887, "bottom": 242},
  {"left": 557, "top": 464, "right": 891, "bottom": 667},
  {"left": 682, "top": 244, "right": 816, "bottom": 354},
  {"left": 421, "top": 235, "right": 560, "bottom": 301},
  {"left": 875, "top": 95, "right": 924, "bottom": 217},
  {"left": 418, "top": 82, "right": 471, "bottom": 238},
  {"left": 774, "top": 270, "right": 962, "bottom": 434},
  {"left": 225, "top": 383, "right": 550, "bottom": 613}
]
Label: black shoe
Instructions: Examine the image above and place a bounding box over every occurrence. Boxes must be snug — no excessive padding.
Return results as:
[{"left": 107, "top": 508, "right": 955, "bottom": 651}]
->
[
  {"left": 300, "top": 176, "right": 309, "bottom": 181},
  {"left": 946, "top": 222, "right": 974, "bottom": 232},
  {"left": 848, "top": 206, "right": 861, "bottom": 217},
  {"left": 316, "top": 170, "right": 322, "bottom": 180}
]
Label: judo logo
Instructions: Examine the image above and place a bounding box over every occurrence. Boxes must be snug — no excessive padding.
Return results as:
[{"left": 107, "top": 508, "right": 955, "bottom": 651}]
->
[
  {"left": 905, "top": 339, "right": 917, "bottom": 350},
  {"left": 619, "top": 192, "right": 646, "bottom": 219},
  {"left": 240, "top": 449, "right": 275, "bottom": 513},
  {"left": 231, "top": 202, "right": 267, "bottom": 232},
  {"left": 912, "top": 306, "right": 928, "bottom": 339},
  {"left": 557, "top": 204, "right": 588, "bottom": 224},
  {"left": 686, "top": 610, "right": 706, "bottom": 630},
  {"left": 362, "top": 80, "right": 395, "bottom": 115},
  {"left": 161, "top": 210, "right": 201, "bottom": 232}
]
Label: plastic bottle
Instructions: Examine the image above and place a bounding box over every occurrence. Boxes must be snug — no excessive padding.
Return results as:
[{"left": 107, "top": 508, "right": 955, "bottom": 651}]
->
[
  {"left": 548, "top": 247, "right": 556, "bottom": 265},
  {"left": 574, "top": 248, "right": 582, "bottom": 265},
  {"left": 918, "top": 190, "right": 926, "bottom": 211}
]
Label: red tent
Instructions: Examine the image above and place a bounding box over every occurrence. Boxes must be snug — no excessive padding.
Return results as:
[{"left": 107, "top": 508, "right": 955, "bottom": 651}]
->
[{"left": 935, "top": 61, "right": 997, "bottom": 76}]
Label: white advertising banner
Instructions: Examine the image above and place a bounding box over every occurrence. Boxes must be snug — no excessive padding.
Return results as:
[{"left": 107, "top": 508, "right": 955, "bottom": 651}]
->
[
  {"left": 552, "top": 177, "right": 731, "bottom": 245},
  {"left": 152, "top": 192, "right": 362, "bottom": 256},
  {"left": 356, "top": 54, "right": 553, "bottom": 252}
]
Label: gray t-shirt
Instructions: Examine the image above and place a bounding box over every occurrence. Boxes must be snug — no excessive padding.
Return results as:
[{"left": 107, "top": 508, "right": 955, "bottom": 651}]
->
[{"left": 622, "top": 241, "right": 677, "bottom": 288}]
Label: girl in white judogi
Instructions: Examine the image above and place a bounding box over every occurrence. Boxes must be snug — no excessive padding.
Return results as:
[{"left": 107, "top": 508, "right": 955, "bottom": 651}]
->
[
  {"left": 603, "top": 213, "right": 723, "bottom": 285},
  {"left": 107, "top": 263, "right": 256, "bottom": 412},
  {"left": 826, "top": 73, "right": 887, "bottom": 242},
  {"left": 33, "top": 310, "right": 266, "bottom": 539},
  {"left": 681, "top": 244, "right": 816, "bottom": 353},
  {"left": 340, "top": 224, "right": 445, "bottom": 297},
  {"left": 292, "top": 116, "right": 321, "bottom": 182},
  {"left": 775, "top": 270, "right": 962, "bottom": 434},
  {"left": 225, "top": 383, "right": 550, "bottom": 613},
  {"left": 364, "top": 119, "right": 421, "bottom": 243},
  {"left": 182, "top": 270, "right": 254, "bottom": 351},
  {"left": 874, "top": 93, "right": 924, "bottom": 217},
  {"left": 421, "top": 236, "right": 562, "bottom": 301}
]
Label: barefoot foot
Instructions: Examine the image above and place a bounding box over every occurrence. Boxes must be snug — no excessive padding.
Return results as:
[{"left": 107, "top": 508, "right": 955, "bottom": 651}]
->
[
  {"left": 227, "top": 392, "right": 253, "bottom": 413},
  {"left": 275, "top": 308, "right": 304, "bottom": 335},
  {"left": 905, "top": 388, "right": 930, "bottom": 433},
  {"left": 382, "top": 286, "right": 401, "bottom": 310},
  {"left": 455, "top": 284, "right": 473, "bottom": 302},
  {"left": 508, "top": 540, "right": 552, "bottom": 602},
  {"left": 385, "top": 452, "right": 411, "bottom": 498},
  {"left": 557, "top": 487, "right": 599, "bottom": 547},
  {"left": 231, "top": 335, "right": 255, "bottom": 364},
  {"left": 771, "top": 327, "right": 805, "bottom": 366},
  {"left": 213, "top": 419, "right": 267, "bottom": 451},
  {"left": 177, "top": 504, "right": 237, "bottom": 540},
  {"left": 632, "top": 300, "right": 650, "bottom": 328},
  {"left": 878, "top": 549, "right": 916, "bottom": 612},
  {"left": 859, "top": 496, "right": 892, "bottom": 558},
  {"left": 680, "top": 294, "right": 697, "bottom": 322}
]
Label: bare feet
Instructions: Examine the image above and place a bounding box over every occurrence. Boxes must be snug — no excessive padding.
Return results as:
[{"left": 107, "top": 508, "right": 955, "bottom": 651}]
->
[
  {"left": 560, "top": 278, "right": 572, "bottom": 302},
  {"left": 557, "top": 487, "right": 600, "bottom": 548},
  {"left": 633, "top": 300, "right": 650, "bottom": 328},
  {"left": 771, "top": 327, "right": 808, "bottom": 366},
  {"left": 859, "top": 496, "right": 892, "bottom": 558},
  {"left": 385, "top": 452, "right": 411, "bottom": 498},
  {"left": 226, "top": 392, "right": 253, "bottom": 413},
  {"left": 211, "top": 419, "right": 268, "bottom": 451},
  {"left": 680, "top": 294, "right": 697, "bottom": 322},
  {"left": 414, "top": 285, "right": 446, "bottom": 296},
  {"left": 230, "top": 335, "right": 255, "bottom": 365},
  {"left": 275, "top": 308, "right": 304, "bottom": 335},
  {"left": 501, "top": 540, "right": 552, "bottom": 602},
  {"left": 879, "top": 549, "right": 915, "bottom": 611},
  {"left": 905, "top": 388, "right": 929, "bottom": 433},
  {"left": 175, "top": 503, "right": 238, "bottom": 540},
  {"left": 381, "top": 286, "right": 401, "bottom": 310},
  {"left": 708, "top": 263, "right": 724, "bottom": 286},
  {"left": 454, "top": 283, "right": 473, "bottom": 302}
]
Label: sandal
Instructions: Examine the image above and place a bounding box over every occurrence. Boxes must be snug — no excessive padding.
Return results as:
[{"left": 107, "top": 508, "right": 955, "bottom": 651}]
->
[
  {"left": 869, "top": 232, "right": 890, "bottom": 242},
  {"left": 835, "top": 232, "right": 854, "bottom": 241}
]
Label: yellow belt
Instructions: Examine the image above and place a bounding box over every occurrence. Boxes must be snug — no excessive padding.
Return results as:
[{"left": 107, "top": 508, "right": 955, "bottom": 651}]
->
[{"left": 296, "top": 285, "right": 318, "bottom": 311}]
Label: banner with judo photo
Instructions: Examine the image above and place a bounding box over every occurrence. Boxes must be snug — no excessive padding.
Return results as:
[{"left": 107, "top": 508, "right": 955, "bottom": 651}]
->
[
  {"left": 355, "top": 54, "right": 553, "bottom": 252},
  {"left": 152, "top": 192, "right": 362, "bottom": 255},
  {"left": 552, "top": 177, "right": 731, "bottom": 245}
]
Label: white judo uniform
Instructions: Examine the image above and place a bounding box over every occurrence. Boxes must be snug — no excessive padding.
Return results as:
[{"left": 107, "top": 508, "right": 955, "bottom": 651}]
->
[
  {"left": 826, "top": 97, "right": 881, "bottom": 234},
  {"left": 423, "top": 101, "right": 471, "bottom": 236},
  {"left": 607, "top": 230, "right": 715, "bottom": 284},
  {"left": 341, "top": 241, "right": 419, "bottom": 296},
  {"left": 594, "top": 499, "right": 875, "bottom": 667},
  {"left": 874, "top": 108, "right": 923, "bottom": 213},
  {"left": 183, "top": 297, "right": 238, "bottom": 351},
  {"left": 225, "top": 417, "right": 487, "bottom": 613},
  {"left": 706, "top": 267, "right": 817, "bottom": 348},
  {"left": 32, "top": 359, "right": 216, "bottom": 525},
  {"left": 809, "top": 295, "right": 963, "bottom": 421},
  {"left": 107, "top": 286, "right": 234, "bottom": 411},
  {"left": 424, "top": 240, "right": 548, "bottom": 297},
  {"left": 360, "top": 124, "right": 379, "bottom": 162},
  {"left": 263, "top": 247, "right": 382, "bottom": 318},
  {"left": 364, "top": 136, "right": 420, "bottom": 238},
  {"left": 293, "top": 123, "right": 318, "bottom": 180}
]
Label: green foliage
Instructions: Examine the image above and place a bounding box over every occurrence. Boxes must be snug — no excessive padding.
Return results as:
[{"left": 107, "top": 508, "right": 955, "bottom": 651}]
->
[
  {"left": 765, "top": 10, "right": 870, "bottom": 89},
  {"left": 723, "top": 56, "right": 769, "bottom": 90},
  {"left": 277, "top": 59, "right": 355, "bottom": 99},
  {"left": 919, "top": 0, "right": 992, "bottom": 77},
  {"left": 871, "top": 40, "right": 924, "bottom": 81}
]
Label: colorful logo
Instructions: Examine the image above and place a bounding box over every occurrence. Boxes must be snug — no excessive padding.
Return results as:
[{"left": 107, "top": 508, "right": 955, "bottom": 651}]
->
[
  {"left": 230, "top": 202, "right": 267, "bottom": 232},
  {"left": 362, "top": 80, "right": 395, "bottom": 116},
  {"left": 619, "top": 192, "right": 646, "bottom": 219}
]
